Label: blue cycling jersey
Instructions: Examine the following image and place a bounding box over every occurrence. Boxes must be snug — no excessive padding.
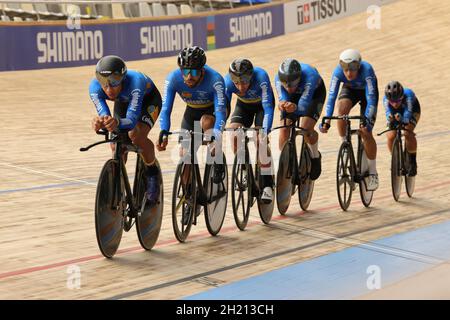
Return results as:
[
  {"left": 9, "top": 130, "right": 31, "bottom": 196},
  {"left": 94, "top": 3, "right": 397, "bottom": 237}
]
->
[
  {"left": 224, "top": 66, "right": 275, "bottom": 134},
  {"left": 325, "top": 61, "right": 378, "bottom": 121},
  {"left": 383, "top": 88, "right": 417, "bottom": 123},
  {"left": 274, "top": 63, "right": 324, "bottom": 115},
  {"left": 159, "top": 65, "right": 227, "bottom": 132},
  {"left": 89, "top": 70, "right": 156, "bottom": 130}
]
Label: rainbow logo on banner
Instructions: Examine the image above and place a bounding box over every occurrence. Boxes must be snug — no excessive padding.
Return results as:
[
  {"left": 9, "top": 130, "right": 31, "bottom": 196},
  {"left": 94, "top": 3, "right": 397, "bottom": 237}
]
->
[{"left": 207, "top": 16, "right": 216, "bottom": 50}]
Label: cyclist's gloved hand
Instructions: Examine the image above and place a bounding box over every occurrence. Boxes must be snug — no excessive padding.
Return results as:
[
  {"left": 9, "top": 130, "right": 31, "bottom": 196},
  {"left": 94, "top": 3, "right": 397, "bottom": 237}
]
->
[
  {"left": 361, "top": 118, "right": 374, "bottom": 132},
  {"left": 394, "top": 113, "right": 402, "bottom": 122},
  {"left": 157, "top": 130, "right": 169, "bottom": 151},
  {"left": 387, "top": 122, "right": 396, "bottom": 130},
  {"left": 319, "top": 121, "right": 330, "bottom": 133}
]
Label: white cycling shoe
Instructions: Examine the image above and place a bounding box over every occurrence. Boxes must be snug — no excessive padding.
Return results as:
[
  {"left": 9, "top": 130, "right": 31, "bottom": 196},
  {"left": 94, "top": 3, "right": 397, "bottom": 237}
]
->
[
  {"left": 365, "top": 174, "right": 379, "bottom": 191},
  {"left": 261, "top": 187, "right": 273, "bottom": 203}
]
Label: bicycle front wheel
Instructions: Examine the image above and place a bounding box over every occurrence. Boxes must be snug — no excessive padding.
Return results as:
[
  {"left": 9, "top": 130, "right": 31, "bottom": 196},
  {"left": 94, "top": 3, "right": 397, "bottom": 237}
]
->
[
  {"left": 276, "top": 142, "right": 294, "bottom": 215},
  {"left": 404, "top": 149, "right": 415, "bottom": 198},
  {"left": 135, "top": 158, "right": 163, "bottom": 251},
  {"left": 172, "top": 161, "right": 196, "bottom": 243},
  {"left": 95, "top": 159, "right": 124, "bottom": 258},
  {"left": 336, "top": 143, "right": 354, "bottom": 211},
  {"left": 231, "top": 153, "right": 252, "bottom": 230},
  {"left": 391, "top": 138, "right": 402, "bottom": 202},
  {"left": 298, "top": 142, "right": 314, "bottom": 211},
  {"left": 204, "top": 154, "right": 228, "bottom": 236},
  {"left": 358, "top": 140, "right": 373, "bottom": 207},
  {"left": 256, "top": 163, "right": 274, "bottom": 225}
]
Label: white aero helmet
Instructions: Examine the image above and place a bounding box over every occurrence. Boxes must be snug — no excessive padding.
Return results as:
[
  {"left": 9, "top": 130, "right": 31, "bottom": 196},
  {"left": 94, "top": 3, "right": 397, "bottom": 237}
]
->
[{"left": 339, "top": 49, "right": 361, "bottom": 71}]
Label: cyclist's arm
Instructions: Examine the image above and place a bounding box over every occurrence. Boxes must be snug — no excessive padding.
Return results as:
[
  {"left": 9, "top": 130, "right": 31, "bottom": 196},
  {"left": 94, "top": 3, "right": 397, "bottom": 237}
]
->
[
  {"left": 159, "top": 75, "right": 177, "bottom": 132},
  {"left": 403, "top": 91, "right": 415, "bottom": 123},
  {"left": 213, "top": 77, "right": 227, "bottom": 132},
  {"left": 224, "top": 75, "right": 234, "bottom": 105},
  {"left": 297, "top": 72, "right": 319, "bottom": 113},
  {"left": 383, "top": 97, "right": 393, "bottom": 122},
  {"left": 324, "top": 67, "right": 342, "bottom": 117},
  {"left": 260, "top": 73, "right": 275, "bottom": 134},
  {"left": 364, "top": 69, "right": 379, "bottom": 123},
  {"left": 89, "top": 80, "right": 111, "bottom": 117},
  {"left": 274, "top": 74, "right": 289, "bottom": 102},
  {"left": 118, "top": 77, "right": 148, "bottom": 130}
]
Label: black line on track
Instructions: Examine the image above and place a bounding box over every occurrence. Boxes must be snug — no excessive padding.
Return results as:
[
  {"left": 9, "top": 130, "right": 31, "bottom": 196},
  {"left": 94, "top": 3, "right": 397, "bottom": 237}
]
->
[{"left": 106, "top": 207, "right": 450, "bottom": 300}]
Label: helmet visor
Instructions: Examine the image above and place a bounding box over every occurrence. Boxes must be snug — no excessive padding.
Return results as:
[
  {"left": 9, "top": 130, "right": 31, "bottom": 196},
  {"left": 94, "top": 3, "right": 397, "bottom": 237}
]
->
[
  {"left": 340, "top": 61, "right": 360, "bottom": 72},
  {"left": 388, "top": 96, "right": 403, "bottom": 104},
  {"left": 96, "top": 73, "right": 123, "bottom": 88},
  {"left": 281, "top": 77, "right": 301, "bottom": 89},
  {"left": 182, "top": 68, "right": 201, "bottom": 77},
  {"left": 230, "top": 72, "right": 252, "bottom": 84}
]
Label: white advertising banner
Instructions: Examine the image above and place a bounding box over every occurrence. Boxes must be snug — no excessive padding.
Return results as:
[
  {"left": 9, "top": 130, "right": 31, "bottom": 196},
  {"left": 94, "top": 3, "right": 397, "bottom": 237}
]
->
[{"left": 284, "top": 0, "right": 397, "bottom": 34}]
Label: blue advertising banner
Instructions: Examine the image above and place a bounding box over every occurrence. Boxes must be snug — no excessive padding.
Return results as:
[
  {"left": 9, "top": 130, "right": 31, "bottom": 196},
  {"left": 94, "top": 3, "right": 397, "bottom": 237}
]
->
[
  {"left": 213, "top": 4, "right": 284, "bottom": 49},
  {"left": 0, "top": 17, "right": 207, "bottom": 71}
]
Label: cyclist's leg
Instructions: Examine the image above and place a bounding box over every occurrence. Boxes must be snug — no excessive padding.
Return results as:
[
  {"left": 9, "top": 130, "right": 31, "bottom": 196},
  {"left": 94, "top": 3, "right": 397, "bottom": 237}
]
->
[
  {"left": 113, "top": 99, "right": 130, "bottom": 161},
  {"left": 131, "top": 89, "right": 162, "bottom": 202},
  {"left": 179, "top": 107, "right": 199, "bottom": 186},
  {"left": 229, "top": 99, "right": 254, "bottom": 154},
  {"left": 358, "top": 90, "right": 377, "bottom": 160},
  {"left": 336, "top": 86, "right": 358, "bottom": 140},
  {"left": 405, "top": 99, "right": 420, "bottom": 175},
  {"left": 303, "top": 81, "right": 325, "bottom": 154},
  {"left": 386, "top": 130, "right": 396, "bottom": 152},
  {"left": 278, "top": 112, "right": 297, "bottom": 150},
  {"left": 358, "top": 91, "right": 379, "bottom": 190},
  {"left": 254, "top": 106, "right": 273, "bottom": 201}
]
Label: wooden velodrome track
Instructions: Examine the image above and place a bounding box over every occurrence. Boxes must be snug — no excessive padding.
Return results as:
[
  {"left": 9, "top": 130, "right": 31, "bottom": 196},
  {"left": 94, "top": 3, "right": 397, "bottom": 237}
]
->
[{"left": 1, "top": 0, "right": 450, "bottom": 299}]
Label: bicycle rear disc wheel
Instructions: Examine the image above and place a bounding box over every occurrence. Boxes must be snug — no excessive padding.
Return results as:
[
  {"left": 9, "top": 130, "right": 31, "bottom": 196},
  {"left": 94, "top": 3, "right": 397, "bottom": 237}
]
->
[
  {"left": 135, "top": 159, "right": 163, "bottom": 251},
  {"left": 358, "top": 142, "right": 373, "bottom": 207},
  {"left": 256, "top": 164, "right": 274, "bottom": 224},
  {"left": 276, "top": 142, "right": 294, "bottom": 215},
  {"left": 231, "top": 154, "right": 252, "bottom": 230},
  {"left": 336, "top": 143, "right": 354, "bottom": 211},
  {"left": 204, "top": 155, "right": 228, "bottom": 236},
  {"left": 298, "top": 143, "right": 314, "bottom": 211},
  {"left": 95, "top": 159, "right": 124, "bottom": 258},
  {"left": 172, "top": 162, "right": 195, "bottom": 243},
  {"left": 404, "top": 149, "right": 416, "bottom": 197},
  {"left": 391, "top": 139, "right": 402, "bottom": 202}
]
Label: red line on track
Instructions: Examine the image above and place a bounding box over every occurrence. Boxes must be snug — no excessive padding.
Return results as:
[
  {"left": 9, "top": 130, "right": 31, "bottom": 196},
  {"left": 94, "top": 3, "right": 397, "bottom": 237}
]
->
[{"left": 1, "top": 178, "right": 449, "bottom": 281}]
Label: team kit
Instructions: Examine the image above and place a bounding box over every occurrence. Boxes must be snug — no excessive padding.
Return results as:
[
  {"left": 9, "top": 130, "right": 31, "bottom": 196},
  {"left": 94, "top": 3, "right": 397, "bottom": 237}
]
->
[{"left": 89, "top": 46, "right": 420, "bottom": 214}]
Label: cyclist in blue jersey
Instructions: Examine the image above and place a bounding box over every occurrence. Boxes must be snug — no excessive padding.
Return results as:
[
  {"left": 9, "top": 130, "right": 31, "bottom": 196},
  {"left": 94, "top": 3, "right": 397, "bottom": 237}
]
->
[
  {"left": 383, "top": 81, "right": 420, "bottom": 176},
  {"left": 320, "top": 49, "right": 380, "bottom": 190},
  {"left": 275, "top": 58, "right": 326, "bottom": 180},
  {"left": 89, "top": 55, "right": 162, "bottom": 203},
  {"left": 156, "top": 46, "right": 228, "bottom": 184},
  {"left": 225, "top": 58, "right": 275, "bottom": 203}
]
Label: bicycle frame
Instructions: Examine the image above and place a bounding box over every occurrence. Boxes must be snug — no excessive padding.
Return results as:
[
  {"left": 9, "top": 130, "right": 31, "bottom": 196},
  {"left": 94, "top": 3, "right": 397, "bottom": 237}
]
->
[
  {"left": 80, "top": 130, "right": 141, "bottom": 222},
  {"left": 169, "top": 130, "right": 226, "bottom": 210},
  {"left": 322, "top": 115, "right": 366, "bottom": 183},
  {"left": 273, "top": 117, "right": 309, "bottom": 184},
  {"left": 377, "top": 123, "right": 415, "bottom": 176}
]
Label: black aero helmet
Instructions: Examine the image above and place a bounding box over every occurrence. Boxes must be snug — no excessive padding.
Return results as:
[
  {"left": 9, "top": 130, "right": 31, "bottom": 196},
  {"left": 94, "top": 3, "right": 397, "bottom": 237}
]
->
[
  {"left": 278, "top": 58, "right": 302, "bottom": 86},
  {"left": 385, "top": 81, "right": 404, "bottom": 101},
  {"left": 229, "top": 58, "right": 254, "bottom": 83},
  {"left": 177, "top": 46, "right": 206, "bottom": 69},
  {"left": 95, "top": 55, "right": 127, "bottom": 87}
]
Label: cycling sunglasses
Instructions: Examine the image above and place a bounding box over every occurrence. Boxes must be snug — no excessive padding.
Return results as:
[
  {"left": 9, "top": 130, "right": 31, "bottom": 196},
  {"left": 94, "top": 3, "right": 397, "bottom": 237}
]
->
[
  {"left": 182, "top": 68, "right": 201, "bottom": 77},
  {"left": 388, "top": 97, "right": 404, "bottom": 104},
  {"left": 340, "top": 61, "right": 360, "bottom": 72},
  {"left": 96, "top": 73, "right": 123, "bottom": 88},
  {"left": 281, "top": 78, "right": 300, "bottom": 89},
  {"left": 230, "top": 73, "right": 252, "bottom": 84}
]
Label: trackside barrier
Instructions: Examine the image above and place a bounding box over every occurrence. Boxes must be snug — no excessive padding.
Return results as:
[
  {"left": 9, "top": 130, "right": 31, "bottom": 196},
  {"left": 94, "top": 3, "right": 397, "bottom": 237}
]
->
[{"left": 0, "top": 0, "right": 396, "bottom": 71}]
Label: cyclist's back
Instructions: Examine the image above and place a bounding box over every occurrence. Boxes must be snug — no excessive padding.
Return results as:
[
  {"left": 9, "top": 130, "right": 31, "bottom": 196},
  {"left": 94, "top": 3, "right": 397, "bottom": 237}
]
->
[
  {"left": 89, "top": 56, "right": 162, "bottom": 203},
  {"left": 160, "top": 64, "right": 227, "bottom": 133}
]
